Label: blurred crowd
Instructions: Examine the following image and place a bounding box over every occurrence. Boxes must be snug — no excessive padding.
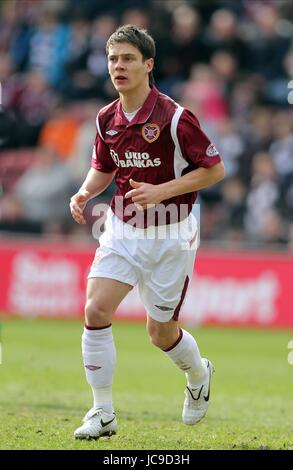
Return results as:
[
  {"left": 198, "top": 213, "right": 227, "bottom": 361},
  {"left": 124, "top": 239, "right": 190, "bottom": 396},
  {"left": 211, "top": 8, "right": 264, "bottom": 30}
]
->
[{"left": 0, "top": 0, "right": 292, "bottom": 249}]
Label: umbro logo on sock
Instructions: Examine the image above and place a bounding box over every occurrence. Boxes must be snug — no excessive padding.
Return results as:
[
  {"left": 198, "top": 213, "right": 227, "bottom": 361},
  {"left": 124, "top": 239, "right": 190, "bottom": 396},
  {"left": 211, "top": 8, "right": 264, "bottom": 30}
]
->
[{"left": 85, "top": 365, "right": 102, "bottom": 371}]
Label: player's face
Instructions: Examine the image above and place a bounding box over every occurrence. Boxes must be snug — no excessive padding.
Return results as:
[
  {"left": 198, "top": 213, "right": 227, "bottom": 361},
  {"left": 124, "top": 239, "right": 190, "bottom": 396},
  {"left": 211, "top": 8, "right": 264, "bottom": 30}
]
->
[{"left": 108, "top": 42, "right": 153, "bottom": 94}]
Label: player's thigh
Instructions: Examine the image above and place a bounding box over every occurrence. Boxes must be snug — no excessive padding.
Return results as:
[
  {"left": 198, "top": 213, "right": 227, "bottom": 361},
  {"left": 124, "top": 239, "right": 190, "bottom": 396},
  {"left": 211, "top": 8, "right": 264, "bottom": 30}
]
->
[
  {"left": 85, "top": 277, "right": 133, "bottom": 324},
  {"left": 140, "top": 246, "right": 196, "bottom": 323}
]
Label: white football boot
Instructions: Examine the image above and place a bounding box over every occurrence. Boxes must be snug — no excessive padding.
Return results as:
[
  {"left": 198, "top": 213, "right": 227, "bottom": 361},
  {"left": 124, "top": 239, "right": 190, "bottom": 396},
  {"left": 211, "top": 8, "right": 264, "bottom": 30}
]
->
[
  {"left": 182, "top": 358, "right": 214, "bottom": 425},
  {"left": 74, "top": 407, "right": 117, "bottom": 439}
]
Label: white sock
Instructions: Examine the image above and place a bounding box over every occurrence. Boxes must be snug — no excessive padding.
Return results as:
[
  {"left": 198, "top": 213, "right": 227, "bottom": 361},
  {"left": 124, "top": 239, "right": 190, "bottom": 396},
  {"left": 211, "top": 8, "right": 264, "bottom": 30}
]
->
[
  {"left": 82, "top": 325, "right": 116, "bottom": 412},
  {"left": 91, "top": 386, "right": 113, "bottom": 414},
  {"left": 164, "top": 329, "right": 207, "bottom": 388}
]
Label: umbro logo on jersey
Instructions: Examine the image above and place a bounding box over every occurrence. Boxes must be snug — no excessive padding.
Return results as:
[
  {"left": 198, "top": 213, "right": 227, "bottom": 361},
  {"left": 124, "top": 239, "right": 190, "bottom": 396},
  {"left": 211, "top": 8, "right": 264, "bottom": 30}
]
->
[
  {"left": 106, "top": 129, "right": 118, "bottom": 136},
  {"left": 85, "top": 365, "right": 102, "bottom": 371}
]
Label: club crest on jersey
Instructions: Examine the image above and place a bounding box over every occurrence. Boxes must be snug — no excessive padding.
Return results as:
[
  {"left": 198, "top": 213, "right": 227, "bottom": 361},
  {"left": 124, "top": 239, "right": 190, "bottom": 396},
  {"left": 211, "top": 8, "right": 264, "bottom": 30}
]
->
[
  {"left": 206, "top": 143, "right": 219, "bottom": 157},
  {"left": 142, "top": 123, "right": 160, "bottom": 143}
]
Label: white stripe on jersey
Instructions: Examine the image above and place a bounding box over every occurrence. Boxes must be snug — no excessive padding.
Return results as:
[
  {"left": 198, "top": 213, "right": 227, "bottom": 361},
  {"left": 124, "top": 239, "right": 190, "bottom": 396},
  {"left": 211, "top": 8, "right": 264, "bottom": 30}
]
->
[
  {"left": 96, "top": 113, "right": 104, "bottom": 141},
  {"left": 170, "top": 104, "right": 189, "bottom": 178}
]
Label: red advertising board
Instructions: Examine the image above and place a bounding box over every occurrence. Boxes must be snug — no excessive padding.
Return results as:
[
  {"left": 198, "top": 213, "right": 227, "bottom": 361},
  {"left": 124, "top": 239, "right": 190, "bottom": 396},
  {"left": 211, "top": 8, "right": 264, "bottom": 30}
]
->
[{"left": 0, "top": 239, "right": 292, "bottom": 327}]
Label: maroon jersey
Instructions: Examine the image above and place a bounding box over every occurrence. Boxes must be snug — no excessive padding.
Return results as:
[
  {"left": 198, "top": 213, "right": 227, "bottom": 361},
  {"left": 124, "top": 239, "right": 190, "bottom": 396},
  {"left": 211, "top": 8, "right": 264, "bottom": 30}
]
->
[{"left": 91, "top": 86, "right": 221, "bottom": 227}]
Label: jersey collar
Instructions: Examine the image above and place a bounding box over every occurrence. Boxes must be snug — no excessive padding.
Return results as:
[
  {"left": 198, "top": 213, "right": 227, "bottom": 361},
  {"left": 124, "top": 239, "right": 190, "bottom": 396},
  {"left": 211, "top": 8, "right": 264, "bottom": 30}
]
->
[{"left": 114, "top": 85, "right": 159, "bottom": 127}]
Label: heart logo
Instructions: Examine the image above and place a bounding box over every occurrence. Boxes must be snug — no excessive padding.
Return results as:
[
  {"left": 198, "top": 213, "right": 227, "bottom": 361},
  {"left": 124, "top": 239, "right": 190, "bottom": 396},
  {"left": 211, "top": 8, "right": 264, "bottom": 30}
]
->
[{"left": 142, "top": 123, "right": 160, "bottom": 143}]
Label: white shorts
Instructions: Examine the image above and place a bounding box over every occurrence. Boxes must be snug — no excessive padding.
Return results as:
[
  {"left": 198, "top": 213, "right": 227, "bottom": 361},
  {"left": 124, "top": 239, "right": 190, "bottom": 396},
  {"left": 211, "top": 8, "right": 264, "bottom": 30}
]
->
[{"left": 88, "top": 209, "right": 198, "bottom": 322}]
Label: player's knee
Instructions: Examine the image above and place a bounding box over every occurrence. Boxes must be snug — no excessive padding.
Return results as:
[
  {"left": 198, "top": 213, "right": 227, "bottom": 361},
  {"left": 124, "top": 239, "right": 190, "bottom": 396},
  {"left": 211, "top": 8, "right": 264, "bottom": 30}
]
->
[{"left": 85, "top": 299, "right": 111, "bottom": 327}]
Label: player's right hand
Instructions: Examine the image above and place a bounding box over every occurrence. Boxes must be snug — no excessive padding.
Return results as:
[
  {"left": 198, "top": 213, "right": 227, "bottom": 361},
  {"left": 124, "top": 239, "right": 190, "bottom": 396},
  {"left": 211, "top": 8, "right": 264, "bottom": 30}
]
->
[{"left": 70, "top": 189, "right": 91, "bottom": 225}]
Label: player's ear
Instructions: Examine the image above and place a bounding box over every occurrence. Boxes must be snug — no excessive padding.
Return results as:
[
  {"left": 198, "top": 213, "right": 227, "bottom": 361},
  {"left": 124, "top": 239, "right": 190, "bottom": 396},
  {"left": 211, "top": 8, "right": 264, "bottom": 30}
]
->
[{"left": 146, "top": 58, "right": 154, "bottom": 73}]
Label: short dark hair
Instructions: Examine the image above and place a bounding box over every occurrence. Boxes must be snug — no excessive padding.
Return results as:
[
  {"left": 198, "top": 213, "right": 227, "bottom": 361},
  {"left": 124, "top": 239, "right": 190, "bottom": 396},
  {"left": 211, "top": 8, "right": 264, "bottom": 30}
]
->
[{"left": 106, "top": 24, "right": 156, "bottom": 86}]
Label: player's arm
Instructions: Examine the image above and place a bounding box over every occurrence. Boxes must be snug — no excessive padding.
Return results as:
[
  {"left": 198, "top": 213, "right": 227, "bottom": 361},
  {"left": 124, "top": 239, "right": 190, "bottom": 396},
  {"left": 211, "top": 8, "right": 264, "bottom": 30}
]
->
[
  {"left": 159, "top": 161, "right": 225, "bottom": 199},
  {"left": 125, "top": 162, "right": 224, "bottom": 208},
  {"left": 70, "top": 168, "right": 116, "bottom": 225}
]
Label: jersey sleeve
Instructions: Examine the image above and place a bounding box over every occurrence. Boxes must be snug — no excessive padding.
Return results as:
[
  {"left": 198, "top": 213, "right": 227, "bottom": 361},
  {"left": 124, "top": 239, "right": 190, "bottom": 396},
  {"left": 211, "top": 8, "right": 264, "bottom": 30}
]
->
[
  {"left": 177, "top": 109, "right": 222, "bottom": 168},
  {"left": 91, "top": 132, "right": 117, "bottom": 173}
]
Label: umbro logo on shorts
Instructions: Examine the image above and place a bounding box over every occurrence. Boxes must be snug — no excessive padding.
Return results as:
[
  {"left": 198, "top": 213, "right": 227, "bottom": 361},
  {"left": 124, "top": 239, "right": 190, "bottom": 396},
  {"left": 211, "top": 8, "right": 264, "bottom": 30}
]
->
[{"left": 155, "top": 305, "right": 174, "bottom": 311}]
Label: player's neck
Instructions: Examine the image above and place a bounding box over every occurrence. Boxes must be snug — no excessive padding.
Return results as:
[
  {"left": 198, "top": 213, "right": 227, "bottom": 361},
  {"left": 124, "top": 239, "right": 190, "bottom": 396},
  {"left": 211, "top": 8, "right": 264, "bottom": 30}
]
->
[{"left": 120, "top": 83, "right": 151, "bottom": 113}]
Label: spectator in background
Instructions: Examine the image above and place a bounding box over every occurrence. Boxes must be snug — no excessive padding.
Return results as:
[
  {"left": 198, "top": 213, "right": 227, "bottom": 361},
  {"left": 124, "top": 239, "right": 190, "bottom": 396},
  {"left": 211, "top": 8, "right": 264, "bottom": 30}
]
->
[
  {"left": 0, "top": 1, "right": 21, "bottom": 52},
  {"left": 62, "top": 17, "right": 92, "bottom": 100},
  {"left": 0, "top": 1, "right": 32, "bottom": 72},
  {"left": 269, "top": 111, "right": 293, "bottom": 179},
  {"left": 229, "top": 79, "right": 260, "bottom": 130},
  {"left": 244, "top": 152, "right": 280, "bottom": 242},
  {"left": 219, "top": 176, "right": 246, "bottom": 242},
  {"left": 0, "top": 61, "right": 57, "bottom": 146},
  {"left": 244, "top": 4, "right": 291, "bottom": 105},
  {"left": 245, "top": 4, "right": 291, "bottom": 80},
  {"left": 13, "top": 146, "right": 74, "bottom": 233},
  {"left": 238, "top": 107, "right": 274, "bottom": 183},
  {"left": 0, "top": 53, "right": 20, "bottom": 109},
  {"left": 14, "top": 70, "right": 57, "bottom": 146},
  {"left": 279, "top": 173, "right": 293, "bottom": 226},
  {"left": 28, "top": 10, "right": 70, "bottom": 89},
  {"left": 210, "top": 50, "right": 239, "bottom": 95},
  {"left": 181, "top": 64, "right": 228, "bottom": 129},
  {"left": 0, "top": 105, "right": 18, "bottom": 149},
  {"left": 121, "top": 7, "right": 150, "bottom": 29},
  {"left": 38, "top": 102, "right": 81, "bottom": 160},
  {"left": 212, "top": 118, "right": 245, "bottom": 179},
  {"left": 86, "top": 15, "right": 118, "bottom": 95},
  {"left": 203, "top": 9, "right": 248, "bottom": 69},
  {"left": 66, "top": 100, "right": 104, "bottom": 185},
  {"left": 155, "top": 5, "right": 207, "bottom": 95},
  {"left": 260, "top": 209, "right": 288, "bottom": 245},
  {"left": 288, "top": 223, "right": 293, "bottom": 251},
  {"left": 63, "top": 15, "right": 117, "bottom": 100}
]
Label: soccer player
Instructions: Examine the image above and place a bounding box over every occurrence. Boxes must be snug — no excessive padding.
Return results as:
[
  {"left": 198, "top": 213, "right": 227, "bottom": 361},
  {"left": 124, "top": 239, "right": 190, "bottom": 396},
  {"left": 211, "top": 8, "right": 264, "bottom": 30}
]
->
[{"left": 70, "top": 25, "right": 225, "bottom": 439}]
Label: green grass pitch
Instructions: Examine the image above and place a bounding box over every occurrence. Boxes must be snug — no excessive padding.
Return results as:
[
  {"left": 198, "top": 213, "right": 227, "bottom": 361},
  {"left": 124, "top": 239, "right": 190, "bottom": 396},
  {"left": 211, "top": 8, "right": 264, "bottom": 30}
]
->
[{"left": 0, "top": 318, "right": 292, "bottom": 450}]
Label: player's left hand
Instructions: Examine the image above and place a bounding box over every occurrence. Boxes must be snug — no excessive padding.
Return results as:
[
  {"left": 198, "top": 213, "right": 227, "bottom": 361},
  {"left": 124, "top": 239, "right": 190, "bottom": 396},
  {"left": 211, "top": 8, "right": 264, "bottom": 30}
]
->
[{"left": 125, "top": 179, "right": 165, "bottom": 210}]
